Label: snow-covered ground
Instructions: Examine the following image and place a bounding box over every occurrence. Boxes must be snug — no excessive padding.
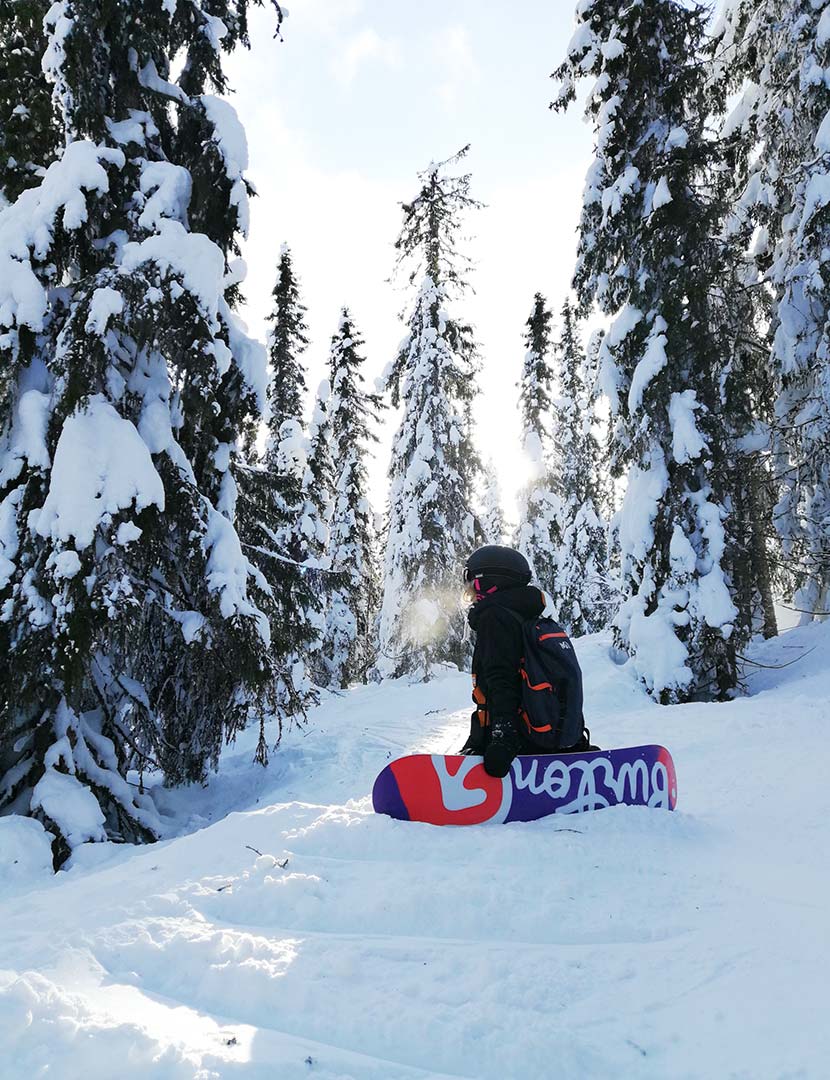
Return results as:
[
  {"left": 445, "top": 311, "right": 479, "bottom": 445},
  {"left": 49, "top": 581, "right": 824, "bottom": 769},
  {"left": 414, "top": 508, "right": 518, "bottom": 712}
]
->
[{"left": 1, "top": 623, "right": 828, "bottom": 1079}]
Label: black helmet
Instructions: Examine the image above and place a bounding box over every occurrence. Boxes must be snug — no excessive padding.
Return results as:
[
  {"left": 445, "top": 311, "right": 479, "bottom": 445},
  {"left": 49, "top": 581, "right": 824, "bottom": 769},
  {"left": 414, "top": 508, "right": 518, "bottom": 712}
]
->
[{"left": 464, "top": 545, "right": 531, "bottom": 589}]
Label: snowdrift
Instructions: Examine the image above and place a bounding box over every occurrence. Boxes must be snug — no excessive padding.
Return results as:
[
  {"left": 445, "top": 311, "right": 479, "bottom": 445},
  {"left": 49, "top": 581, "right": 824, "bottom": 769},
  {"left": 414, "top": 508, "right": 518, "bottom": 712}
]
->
[{"left": 1, "top": 625, "right": 828, "bottom": 1078}]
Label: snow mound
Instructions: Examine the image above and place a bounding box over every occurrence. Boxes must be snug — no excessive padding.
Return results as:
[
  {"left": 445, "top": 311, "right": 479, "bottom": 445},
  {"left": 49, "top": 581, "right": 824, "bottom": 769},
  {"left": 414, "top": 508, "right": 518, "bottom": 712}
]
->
[
  {"left": 1, "top": 626, "right": 829, "bottom": 1077},
  {"left": 0, "top": 817, "right": 53, "bottom": 897},
  {"left": 0, "top": 967, "right": 198, "bottom": 1080}
]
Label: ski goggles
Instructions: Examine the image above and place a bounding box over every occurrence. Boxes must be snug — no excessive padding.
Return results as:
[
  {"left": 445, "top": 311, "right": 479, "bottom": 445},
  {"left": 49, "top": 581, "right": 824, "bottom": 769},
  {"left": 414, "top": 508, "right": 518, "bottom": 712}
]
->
[{"left": 463, "top": 570, "right": 498, "bottom": 597}]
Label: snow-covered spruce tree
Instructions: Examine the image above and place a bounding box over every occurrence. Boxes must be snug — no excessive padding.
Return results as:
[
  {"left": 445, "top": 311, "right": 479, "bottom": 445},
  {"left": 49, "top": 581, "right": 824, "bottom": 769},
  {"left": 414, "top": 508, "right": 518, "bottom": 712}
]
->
[
  {"left": 701, "top": 34, "right": 780, "bottom": 642},
  {"left": 238, "top": 241, "right": 320, "bottom": 575},
  {"left": 0, "top": 0, "right": 288, "bottom": 864},
  {"left": 515, "top": 292, "right": 562, "bottom": 597},
  {"left": 713, "top": 1, "right": 830, "bottom": 623},
  {"left": 265, "top": 243, "right": 308, "bottom": 428},
  {"left": 379, "top": 146, "right": 484, "bottom": 678},
  {"left": 480, "top": 459, "right": 508, "bottom": 545},
  {"left": 0, "top": 0, "right": 58, "bottom": 206},
  {"left": 320, "top": 308, "right": 383, "bottom": 688},
  {"left": 551, "top": 300, "right": 614, "bottom": 636},
  {"left": 235, "top": 241, "right": 320, "bottom": 753},
  {"left": 554, "top": 0, "right": 741, "bottom": 701}
]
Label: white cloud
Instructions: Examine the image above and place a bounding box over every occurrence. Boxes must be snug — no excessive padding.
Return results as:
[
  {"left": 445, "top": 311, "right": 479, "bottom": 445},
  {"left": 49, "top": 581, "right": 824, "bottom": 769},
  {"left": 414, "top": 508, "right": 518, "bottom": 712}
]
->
[
  {"left": 433, "top": 24, "right": 478, "bottom": 106},
  {"left": 333, "top": 27, "right": 402, "bottom": 85}
]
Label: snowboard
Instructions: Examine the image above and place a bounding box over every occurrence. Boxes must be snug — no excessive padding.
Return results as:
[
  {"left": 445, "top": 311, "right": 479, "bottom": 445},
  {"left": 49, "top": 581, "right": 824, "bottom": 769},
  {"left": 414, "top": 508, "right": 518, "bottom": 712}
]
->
[{"left": 372, "top": 744, "right": 676, "bottom": 825}]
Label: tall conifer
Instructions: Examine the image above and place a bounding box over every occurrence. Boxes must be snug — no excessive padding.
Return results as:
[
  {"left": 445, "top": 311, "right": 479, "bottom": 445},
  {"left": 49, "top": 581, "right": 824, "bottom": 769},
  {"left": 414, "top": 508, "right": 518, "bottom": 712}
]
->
[
  {"left": 555, "top": 0, "right": 741, "bottom": 701},
  {"left": 0, "top": 0, "right": 285, "bottom": 863},
  {"left": 266, "top": 244, "right": 308, "bottom": 427},
  {"left": 713, "top": 1, "right": 830, "bottom": 624},
  {"left": 551, "top": 301, "right": 613, "bottom": 635},
  {"left": 321, "top": 308, "right": 383, "bottom": 687},
  {"left": 515, "top": 293, "right": 561, "bottom": 596},
  {"left": 235, "top": 248, "right": 319, "bottom": 756},
  {"left": 379, "top": 147, "right": 483, "bottom": 678}
]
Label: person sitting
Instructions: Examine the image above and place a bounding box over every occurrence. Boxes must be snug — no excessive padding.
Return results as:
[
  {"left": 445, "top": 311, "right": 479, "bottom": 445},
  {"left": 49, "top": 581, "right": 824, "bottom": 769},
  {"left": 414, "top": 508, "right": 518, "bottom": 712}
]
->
[{"left": 460, "top": 544, "right": 597, "bottom": 777}]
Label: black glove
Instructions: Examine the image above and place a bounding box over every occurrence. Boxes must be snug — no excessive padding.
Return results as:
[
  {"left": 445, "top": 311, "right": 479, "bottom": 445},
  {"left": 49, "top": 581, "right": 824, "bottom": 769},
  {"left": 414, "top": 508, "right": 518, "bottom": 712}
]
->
[{"left": 483, "top": 715, "right": 522, "bottom": 778}]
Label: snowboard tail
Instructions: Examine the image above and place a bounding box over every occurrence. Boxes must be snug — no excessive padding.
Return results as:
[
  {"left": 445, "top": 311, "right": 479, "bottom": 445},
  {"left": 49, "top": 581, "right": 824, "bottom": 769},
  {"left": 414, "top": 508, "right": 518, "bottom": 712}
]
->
[{"left": 372, "top": 745, "right": 677, "bottom": 825}]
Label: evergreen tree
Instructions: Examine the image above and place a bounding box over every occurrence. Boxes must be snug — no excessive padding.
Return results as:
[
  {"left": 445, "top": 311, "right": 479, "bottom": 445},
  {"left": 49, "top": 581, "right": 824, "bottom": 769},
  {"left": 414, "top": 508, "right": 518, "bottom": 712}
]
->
[
  {"left": 236, "top": 245, "right": 322, "bottom": 707},
  {"left": 0, "top": 0, "right": 286, "bottom": 864},
  {"left": 554, "top": 0, "right": 741, "bottom": 701},
  {"left": 515, "top": 293, "right": 562, "bottom": 597},
  {"left": 321, "top": 308, "right": 383, "bottom": 687},
  {"left": 519, "top": 293, "right": 555, "bottom": 449},
  {"left": 234, "top": 251, "right": 319, "bottom": 754},
  {"left": 480, "top": 459, "right": 508, "bottom": 545},
  {"left": 711, "top": 191, "right": 779, "bottom": 641},
  {"left": 379, "top": 147, "right": 483, "bottom": 678},
  {"left": 551, "top": 300, "right": 614, "bottom": 636},
  {"left": 0, "top": 0, "right": 58, "bottom": 206},
  {"left": 694, "top": 1, "right": 779, "bottom": 642},
  {"left": 713, "top": 1, "right": 830, "bottom": 624},
  {"left": 236, "top": 247, "right": 325, "bottom": 699},
  {"left": 265, "top": 243, "right": 309, "bottom": 427},
  {"left": 291, "top": 377, "right": 338, "bottom": 688},
  {"left": 255, "top": 243, "right": 310, "bottom": 554}
]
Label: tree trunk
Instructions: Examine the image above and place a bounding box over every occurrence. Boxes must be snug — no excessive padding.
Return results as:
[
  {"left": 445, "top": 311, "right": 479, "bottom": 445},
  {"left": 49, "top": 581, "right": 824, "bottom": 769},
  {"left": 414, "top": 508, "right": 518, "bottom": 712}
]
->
[{"left": 749, "top": 466, "right": 778, "bottom": 639}]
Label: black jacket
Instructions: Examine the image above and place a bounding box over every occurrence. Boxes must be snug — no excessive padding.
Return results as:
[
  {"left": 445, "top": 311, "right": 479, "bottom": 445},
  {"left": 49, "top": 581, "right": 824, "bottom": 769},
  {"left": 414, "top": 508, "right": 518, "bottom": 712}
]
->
[
  {"left": 468, "top": 585, "right": 546, "bottom": 720},
  {"left": 463, "top": 585, "right": 593, "bottom": 758}
]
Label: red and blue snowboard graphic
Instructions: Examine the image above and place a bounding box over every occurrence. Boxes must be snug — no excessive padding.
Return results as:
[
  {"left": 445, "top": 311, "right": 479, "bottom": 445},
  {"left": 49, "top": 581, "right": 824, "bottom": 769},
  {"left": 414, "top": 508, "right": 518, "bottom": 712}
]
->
[{"left": 372, "top": 745, "right": 677, "bottom": 825}]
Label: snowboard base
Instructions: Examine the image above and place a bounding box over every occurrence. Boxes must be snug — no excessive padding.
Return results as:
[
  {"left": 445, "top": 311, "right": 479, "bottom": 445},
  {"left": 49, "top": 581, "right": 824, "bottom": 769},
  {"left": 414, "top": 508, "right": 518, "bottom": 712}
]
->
[{"left": 372, "top": 745, "right": 677, "bottom": 825}]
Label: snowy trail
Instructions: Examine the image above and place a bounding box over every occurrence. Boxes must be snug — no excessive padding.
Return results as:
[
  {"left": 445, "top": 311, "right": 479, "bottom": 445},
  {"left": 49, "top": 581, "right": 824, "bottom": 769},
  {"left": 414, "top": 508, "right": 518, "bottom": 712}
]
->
[{"left": 2, "top": 628, "right": 829, "bottom": 1079}]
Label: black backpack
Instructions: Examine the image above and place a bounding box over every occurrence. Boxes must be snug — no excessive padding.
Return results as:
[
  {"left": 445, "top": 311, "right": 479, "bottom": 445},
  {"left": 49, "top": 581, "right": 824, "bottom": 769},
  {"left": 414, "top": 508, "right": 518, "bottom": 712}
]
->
[{"left": 504, "top": 610, "right": 584, "bottom": 751}]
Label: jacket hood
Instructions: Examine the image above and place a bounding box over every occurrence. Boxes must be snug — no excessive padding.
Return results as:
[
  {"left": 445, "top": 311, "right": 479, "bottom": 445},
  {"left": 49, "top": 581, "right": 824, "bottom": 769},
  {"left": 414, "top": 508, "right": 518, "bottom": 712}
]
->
[{"left": 467, "top": 584, "right": 547, "bottom": 631}]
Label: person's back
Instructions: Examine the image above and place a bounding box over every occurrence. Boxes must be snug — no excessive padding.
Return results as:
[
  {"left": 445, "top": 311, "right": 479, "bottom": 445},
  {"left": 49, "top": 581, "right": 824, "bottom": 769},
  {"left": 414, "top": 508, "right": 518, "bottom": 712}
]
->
[{"left": 461, "top": 545, "right": 595, "bottom": 777}]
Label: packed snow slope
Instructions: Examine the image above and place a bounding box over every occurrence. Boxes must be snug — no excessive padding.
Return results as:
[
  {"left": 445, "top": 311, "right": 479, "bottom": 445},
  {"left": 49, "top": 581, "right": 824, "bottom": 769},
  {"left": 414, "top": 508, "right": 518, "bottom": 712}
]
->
[{"left": 1, "top": 622, "right": 828, "bottom": 1079}]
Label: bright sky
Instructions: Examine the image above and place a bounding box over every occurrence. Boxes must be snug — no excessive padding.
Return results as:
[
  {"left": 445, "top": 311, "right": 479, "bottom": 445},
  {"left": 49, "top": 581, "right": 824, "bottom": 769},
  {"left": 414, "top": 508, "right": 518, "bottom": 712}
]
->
[{"left": 226, "top": 0, "right": 592, "bottom": 522}]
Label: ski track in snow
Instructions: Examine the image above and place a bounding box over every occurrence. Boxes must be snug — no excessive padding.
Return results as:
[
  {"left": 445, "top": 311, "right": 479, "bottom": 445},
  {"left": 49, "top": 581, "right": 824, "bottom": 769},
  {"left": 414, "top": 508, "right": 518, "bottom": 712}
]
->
[{"left": 1, "top": 628, "right": 829, "bottom": 1079}]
